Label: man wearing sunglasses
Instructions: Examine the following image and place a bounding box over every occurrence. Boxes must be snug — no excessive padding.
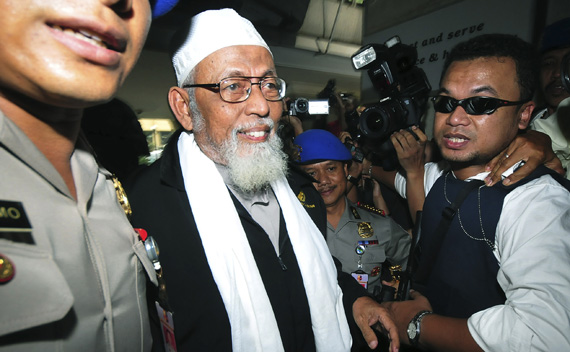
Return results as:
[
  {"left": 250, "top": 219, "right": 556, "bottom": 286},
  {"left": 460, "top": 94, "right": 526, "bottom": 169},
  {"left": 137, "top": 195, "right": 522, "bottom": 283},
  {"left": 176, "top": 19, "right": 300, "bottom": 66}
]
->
[
  {"left": 126, "top": 8, "right": 399, "bottom": 352},
  {"left": 382, "top": 34, "right": 570, "bottom": 351},
  {"left": 0, "top": 0, "right": 178, "bottom": 351}
]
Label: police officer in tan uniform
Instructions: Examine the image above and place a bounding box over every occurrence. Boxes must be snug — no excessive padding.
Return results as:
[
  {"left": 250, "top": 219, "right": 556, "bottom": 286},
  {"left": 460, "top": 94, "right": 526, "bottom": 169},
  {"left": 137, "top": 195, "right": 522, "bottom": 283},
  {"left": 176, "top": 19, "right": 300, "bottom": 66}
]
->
[
  {"left": 295, "top": 129, "right": 410, "bottom": 295},
  {"left": 0, "top": 0, "right": 178, "bottom": 350}
]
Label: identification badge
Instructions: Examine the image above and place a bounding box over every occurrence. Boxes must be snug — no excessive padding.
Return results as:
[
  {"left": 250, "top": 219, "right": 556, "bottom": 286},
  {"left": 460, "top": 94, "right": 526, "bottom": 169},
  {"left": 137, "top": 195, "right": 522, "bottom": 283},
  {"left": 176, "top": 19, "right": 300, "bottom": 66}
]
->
[
  {"left": 353, "top": 245, "right": 367, "bottom": 288},
  {"left": 351, "top": 272, "right": 369, "bottom": 289},
  {"left": 156, "top": 302, "right": 177, "bottom": 352}
]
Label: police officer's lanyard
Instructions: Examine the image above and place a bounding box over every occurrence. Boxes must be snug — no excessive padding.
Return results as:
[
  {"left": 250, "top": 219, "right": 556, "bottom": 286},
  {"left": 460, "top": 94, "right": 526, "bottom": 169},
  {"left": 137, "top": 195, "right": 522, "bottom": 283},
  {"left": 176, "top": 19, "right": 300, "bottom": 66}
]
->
[{"left": 350, "top": 206, "right": 371, "bottom": 288}]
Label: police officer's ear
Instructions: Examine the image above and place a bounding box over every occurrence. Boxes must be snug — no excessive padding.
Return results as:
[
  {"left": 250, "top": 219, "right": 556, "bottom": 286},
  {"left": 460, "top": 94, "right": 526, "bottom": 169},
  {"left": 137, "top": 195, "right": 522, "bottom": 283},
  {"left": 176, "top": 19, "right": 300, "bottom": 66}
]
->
[{"left": 168, "top": 86, "right": 194, "bottom": 131}]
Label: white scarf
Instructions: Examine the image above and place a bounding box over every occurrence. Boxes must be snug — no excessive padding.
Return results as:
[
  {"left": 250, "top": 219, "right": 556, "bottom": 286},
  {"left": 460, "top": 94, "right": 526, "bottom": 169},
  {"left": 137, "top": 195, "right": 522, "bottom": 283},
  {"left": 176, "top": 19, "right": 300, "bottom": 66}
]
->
[{"left": 178, "top": 132, "right": 351, "bottom": 351}]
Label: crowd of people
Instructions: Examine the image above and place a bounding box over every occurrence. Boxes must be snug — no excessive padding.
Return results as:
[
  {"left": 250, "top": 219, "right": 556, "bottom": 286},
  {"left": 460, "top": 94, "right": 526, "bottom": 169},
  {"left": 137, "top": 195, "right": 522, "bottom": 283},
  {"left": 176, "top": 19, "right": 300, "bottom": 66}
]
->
[{"left": 1, "top": 1, "right": 569, "bottom": 351}]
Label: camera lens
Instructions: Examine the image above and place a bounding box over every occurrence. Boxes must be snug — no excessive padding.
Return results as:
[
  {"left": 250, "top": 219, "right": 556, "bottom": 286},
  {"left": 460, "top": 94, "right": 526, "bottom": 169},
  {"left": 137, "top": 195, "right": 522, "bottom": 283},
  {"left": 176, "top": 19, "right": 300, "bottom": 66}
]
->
[
  {"left": 294, "top": 98, "right": 309, "bottom": 114},
  {"left": 360, "top": 106, "right": 391, "bottom": 139},
  {"left": 365, "top": 111, "right": 386, "bottom": 133}
]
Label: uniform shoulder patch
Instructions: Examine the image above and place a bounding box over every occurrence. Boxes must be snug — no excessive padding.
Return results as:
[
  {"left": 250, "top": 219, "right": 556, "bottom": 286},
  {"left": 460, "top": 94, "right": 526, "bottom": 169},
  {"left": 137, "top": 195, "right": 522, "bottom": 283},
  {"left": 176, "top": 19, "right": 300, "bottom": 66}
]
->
[
  {"left": 356, "top": 202, "right": 386, "bottom": 217},
  {"left": 297, "top": 191, "right": 315, "bottom": 208}
]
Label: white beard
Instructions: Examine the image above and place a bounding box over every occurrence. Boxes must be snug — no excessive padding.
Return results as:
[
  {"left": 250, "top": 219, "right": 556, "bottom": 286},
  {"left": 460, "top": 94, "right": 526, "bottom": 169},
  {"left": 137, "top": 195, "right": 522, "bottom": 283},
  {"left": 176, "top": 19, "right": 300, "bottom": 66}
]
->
[
  {"left": 220, "top": 120, "right": 288, "bottom": 193},
  {"left": 188, "top": 92, "right": 287, "bottom": 193}
]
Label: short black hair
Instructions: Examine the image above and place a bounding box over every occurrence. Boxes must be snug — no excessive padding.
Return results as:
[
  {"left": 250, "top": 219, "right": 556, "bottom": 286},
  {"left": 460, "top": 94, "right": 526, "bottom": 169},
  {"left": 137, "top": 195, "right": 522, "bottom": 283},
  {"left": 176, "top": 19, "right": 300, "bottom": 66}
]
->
[{"left": 440, "top": 34, "right": 539, "bottom": 101}]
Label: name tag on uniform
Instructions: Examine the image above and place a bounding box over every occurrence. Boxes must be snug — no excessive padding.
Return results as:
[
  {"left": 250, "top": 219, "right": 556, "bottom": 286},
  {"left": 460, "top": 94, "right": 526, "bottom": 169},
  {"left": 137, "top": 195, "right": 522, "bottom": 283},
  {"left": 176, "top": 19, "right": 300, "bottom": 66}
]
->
[{"left": 0, "top": 201, "right": 34, "bottom": 244}]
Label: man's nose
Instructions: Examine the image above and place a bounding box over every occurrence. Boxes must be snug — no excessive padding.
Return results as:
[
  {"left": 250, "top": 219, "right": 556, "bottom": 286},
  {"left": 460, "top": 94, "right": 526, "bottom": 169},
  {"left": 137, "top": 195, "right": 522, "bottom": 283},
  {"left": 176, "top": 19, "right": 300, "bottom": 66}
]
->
[
  {"left": 105, "top": 0, "right": 134, "bottom": 15},
  {"left": 244, "top": 83, "right": 271, "bottom": 117},
  {"left": 447, "top": 106, "right": 471, "bottom": 126},
  {"left": 317, "top": 173, "right": 332, "bottom": 186}
]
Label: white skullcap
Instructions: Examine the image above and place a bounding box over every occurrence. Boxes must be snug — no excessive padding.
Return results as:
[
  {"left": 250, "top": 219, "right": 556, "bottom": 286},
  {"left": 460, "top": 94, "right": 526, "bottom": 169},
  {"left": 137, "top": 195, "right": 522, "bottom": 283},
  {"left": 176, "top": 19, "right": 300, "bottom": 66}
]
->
[{"left": 172, "top": 8, "right": 272, "bottom": 86}]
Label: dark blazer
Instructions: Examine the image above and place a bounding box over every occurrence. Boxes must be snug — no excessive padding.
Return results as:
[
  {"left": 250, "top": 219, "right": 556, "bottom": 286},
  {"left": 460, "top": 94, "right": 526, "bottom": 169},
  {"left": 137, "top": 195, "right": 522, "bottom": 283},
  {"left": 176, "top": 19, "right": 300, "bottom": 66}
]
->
[{"left": 126, "top": 129, "right": 367, "bottom": 351}]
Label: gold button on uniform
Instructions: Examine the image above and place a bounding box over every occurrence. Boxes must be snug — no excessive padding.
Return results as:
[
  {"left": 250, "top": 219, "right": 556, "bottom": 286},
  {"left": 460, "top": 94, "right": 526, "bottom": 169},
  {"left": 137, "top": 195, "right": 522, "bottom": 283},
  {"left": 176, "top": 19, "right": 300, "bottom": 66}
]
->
[{"left": 0, "top": 254, "right": 15, "bottom": 283}]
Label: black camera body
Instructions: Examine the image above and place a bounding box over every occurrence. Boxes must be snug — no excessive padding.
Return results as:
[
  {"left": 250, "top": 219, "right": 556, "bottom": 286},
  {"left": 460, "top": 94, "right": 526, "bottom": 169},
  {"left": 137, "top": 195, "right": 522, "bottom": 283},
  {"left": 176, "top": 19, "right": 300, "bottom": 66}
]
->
[
  {"left": 350, "top": 36, "right": 431, "bottom": 170},
  {"left": 344, "top": 140, "right": 365, "bottom": 163}
]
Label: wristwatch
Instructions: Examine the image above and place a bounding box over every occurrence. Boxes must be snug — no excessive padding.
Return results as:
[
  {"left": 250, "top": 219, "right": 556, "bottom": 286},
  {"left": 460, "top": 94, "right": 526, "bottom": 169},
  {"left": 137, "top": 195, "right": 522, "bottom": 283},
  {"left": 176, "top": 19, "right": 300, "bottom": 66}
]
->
[
  {"left": 347, "top": 174, "right": 360, "bottom": 186},
  {"left": 407, "top": 310, "right": 432, "bottom": 346}
]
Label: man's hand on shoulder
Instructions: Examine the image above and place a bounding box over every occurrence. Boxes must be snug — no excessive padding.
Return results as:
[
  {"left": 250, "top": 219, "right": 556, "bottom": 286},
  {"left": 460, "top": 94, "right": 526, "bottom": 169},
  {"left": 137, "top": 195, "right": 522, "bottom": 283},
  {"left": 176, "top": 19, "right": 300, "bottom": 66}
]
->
[
  {"left": 352, "top": 296, "right": 400, "bottom": 352},
  {"left": 485, "top": 130, "right": 564, "bottom": 186}
]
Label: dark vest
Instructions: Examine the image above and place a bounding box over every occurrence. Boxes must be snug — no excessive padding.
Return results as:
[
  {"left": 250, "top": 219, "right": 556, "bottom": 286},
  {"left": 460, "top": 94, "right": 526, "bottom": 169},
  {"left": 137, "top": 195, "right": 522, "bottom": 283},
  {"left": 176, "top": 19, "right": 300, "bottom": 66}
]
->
[
  {"left": 413, "top": 165, "right": 570, "bottom": 318},
  {"left": 231, "top": 194, "right": 316, "bottom": 352}
]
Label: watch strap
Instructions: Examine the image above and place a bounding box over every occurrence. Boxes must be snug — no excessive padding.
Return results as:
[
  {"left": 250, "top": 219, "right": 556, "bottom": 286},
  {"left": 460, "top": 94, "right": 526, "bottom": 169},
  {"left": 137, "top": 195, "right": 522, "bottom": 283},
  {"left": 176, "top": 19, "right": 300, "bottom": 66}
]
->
[
  {"left": 347, "top": 174, "right": 361, "bottom": 186},
  {"left": 409, "top": 310, "right": 433, "bottom": 346}
]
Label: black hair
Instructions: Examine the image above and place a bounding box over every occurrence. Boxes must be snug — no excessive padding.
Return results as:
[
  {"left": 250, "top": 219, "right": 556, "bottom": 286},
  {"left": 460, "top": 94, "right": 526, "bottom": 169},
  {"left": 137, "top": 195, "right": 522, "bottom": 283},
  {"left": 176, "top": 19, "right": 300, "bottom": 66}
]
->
[
  {"left": 440, "top": 34, "right": 539, "bottom": 101},
  {"left": 81, "top": 99, "right": 150, "bottom": 182}
]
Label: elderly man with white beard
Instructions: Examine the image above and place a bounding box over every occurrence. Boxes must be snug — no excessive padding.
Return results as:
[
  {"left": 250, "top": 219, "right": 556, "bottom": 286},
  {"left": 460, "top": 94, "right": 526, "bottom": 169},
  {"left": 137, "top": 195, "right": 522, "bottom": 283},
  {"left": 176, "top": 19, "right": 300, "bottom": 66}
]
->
[{"left": 126, "top": 8, "right": 399, "bottom": 352}]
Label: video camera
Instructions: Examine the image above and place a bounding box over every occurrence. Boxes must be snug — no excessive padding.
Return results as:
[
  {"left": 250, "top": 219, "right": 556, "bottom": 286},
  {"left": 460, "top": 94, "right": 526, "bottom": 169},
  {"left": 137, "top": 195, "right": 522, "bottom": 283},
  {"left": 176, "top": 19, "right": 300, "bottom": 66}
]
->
[
  {"left": 286, "top": 79, "right": 338, "bottom": 119},
  {"left": 348, "top": 36, "right": 431, "bottom": 170},
  {"left": 287, "top": 98, "right": 329, "bottom": 119}
]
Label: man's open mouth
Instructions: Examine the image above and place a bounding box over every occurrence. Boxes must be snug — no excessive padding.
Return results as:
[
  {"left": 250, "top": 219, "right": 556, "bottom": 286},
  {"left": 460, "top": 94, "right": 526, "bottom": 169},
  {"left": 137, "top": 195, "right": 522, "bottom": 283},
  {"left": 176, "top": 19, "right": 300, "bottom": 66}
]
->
[
  {"left": 243, "top": 130, "right": 267, "bottom": 138},
  {"left": 50, "top": 25, "right": 121, "bottom": 51}
]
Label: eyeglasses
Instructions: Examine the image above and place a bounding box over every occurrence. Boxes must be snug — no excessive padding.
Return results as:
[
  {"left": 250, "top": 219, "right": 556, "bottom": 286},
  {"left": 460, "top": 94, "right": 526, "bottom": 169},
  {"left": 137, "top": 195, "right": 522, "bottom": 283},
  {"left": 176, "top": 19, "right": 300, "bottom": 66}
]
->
[
  {"left": 432, "top": 95, "right": 530, "bottom": 115},
  {"left": 183, "top": 76, "right": 287, "bottom": 103}
]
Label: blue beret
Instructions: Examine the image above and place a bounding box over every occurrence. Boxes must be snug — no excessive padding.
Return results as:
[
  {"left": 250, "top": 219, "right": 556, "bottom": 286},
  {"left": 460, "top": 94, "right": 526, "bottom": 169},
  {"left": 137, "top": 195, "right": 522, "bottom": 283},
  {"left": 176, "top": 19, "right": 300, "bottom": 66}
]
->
[
  {"left": 151, "top": 0, "right": 179, "bottom": 18},
  {"left": 294, "top": 129, "right": 352, "bottom": 164},
  {"left": 540, "top": 17, "right": 570, "bottom": 53}
]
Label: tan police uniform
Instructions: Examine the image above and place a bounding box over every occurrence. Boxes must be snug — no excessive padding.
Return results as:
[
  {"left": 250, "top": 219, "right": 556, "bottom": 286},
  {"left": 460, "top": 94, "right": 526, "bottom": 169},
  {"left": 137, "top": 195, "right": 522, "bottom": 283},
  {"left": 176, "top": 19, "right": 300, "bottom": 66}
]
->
[
  {"left": 326, "top": 198, "right": 411, "bottom": 294},
  {"left": 0, "top": 111, "right": 156, "bottom": 351}
]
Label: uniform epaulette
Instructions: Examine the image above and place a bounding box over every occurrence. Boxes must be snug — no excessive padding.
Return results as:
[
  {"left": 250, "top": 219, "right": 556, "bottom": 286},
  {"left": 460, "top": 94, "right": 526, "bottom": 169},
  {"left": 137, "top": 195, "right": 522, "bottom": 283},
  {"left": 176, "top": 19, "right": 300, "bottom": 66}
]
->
[{"left": 356, "top": 202, "right": 386, "bottom": 217}]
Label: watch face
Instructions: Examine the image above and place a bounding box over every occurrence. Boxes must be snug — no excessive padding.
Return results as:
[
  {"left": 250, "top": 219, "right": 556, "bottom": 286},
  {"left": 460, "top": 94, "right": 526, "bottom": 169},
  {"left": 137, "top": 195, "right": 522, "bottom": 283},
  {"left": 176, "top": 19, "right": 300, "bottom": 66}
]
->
[{"left": 407, "top": 322, "right": 417, "bottom": 339}]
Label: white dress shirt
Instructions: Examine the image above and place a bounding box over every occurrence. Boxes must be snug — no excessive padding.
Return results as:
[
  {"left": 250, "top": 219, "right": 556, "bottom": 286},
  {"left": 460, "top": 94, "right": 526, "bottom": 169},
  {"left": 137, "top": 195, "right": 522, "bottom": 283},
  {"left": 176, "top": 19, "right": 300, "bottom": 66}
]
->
[{"left": 395, "top": 162, "right": 570, "bottom": 351}]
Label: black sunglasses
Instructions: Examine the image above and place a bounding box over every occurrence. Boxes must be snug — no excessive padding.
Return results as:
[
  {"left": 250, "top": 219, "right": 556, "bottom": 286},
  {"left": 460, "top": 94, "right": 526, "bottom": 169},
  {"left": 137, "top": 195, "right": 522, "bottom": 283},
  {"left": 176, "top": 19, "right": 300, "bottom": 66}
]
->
[{"left": 432, "top": 96, "right": 530, "bottom": 115}]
